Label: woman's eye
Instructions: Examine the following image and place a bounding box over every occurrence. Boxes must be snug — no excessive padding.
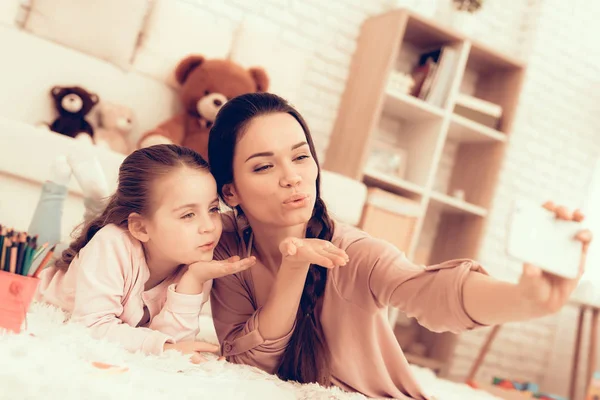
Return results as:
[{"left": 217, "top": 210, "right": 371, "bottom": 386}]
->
[
  {"left": 254, "top": 164, "right": 272, "bottom": 172},
  {"left": 181, "top": 212, "right": 195, "bottom": 219}
]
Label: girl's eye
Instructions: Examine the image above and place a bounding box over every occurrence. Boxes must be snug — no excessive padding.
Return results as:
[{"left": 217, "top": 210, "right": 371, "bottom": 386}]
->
[
  {"left": 210, "top": 207, "right": 221, "bottom": 214},
  {"left": 181, "top": 212, "right": 195, "bottom": 219},
  {"left": 254, "top": 164, "right": 272, "bottom": 172},
  {"left": 294, "top": 154, "right": 310, "bottom": 161}
]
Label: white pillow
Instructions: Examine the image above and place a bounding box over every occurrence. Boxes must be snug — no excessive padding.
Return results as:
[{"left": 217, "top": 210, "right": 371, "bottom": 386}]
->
[
  {"left": 229, "top": 16, "right": 312, "bottom": 104},
  {"left": 133, "top": 0, "right": 235, "bottom": 87},
  {"left": 320, "top": 170, "right": 367, "bottom": 227},
  {"left": 24, "top": 0, "right": 150, "bottom": 70},
  {"left": 0, "top": 0, "right": 21, "bottom": 26}
]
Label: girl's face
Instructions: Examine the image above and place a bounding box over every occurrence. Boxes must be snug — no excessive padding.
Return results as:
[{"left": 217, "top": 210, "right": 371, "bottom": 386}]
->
[
  {"left": 143, "top": 167, "right": 223, "bottom": 266},
  {"left": 224, "top": 112, "right": 319, "bottom": 228}
]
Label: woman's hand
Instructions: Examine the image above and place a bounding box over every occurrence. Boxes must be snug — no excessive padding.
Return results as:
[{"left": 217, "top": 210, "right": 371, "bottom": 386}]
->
[
  {"left": 279, "top": 237, "right": 349, "bottom": 269},
  {"left": 517, "top": 201, "right": 593, "bottom": 316},
  {"left": 163, "top": 341, "right": 221, "bottom": 364}
]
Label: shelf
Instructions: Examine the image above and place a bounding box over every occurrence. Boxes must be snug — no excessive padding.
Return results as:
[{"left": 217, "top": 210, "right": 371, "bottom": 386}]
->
[
  {"left": 382, "top": 90, "right": 445, "bottom": 121},
  {"left": 429, "top": 191, "right": 487, "bottom": 217},
  {"left": 405, "top": 353, "right": 445, "bottom": 371},
  {"left": 363, "top": 167, "right": 424, "bottom": 198},
  {"left": 468, "top": 39, "right": 525, "bottom": 71},
  {"left": 447, "top": 114, "right": 507, "bottom": 143}
]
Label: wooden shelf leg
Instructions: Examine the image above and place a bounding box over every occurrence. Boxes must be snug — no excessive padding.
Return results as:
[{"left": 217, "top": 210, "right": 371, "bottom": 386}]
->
[
  {"left": 466, "top": 325, "right": 501, "bottom": 383},
  {"left": 587, "top": 308, "right": 599, "bottom": 390},
  {"left": 570, "top": 306, "right": 586, "bottom": 400}
]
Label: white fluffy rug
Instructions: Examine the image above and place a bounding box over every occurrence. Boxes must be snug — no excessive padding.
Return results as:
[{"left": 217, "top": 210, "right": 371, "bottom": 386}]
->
[{"left": 0, "top": 302, "right": 500, "bottom": 400}]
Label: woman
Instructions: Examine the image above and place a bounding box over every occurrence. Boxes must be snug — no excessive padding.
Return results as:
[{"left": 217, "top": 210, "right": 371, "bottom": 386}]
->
[{"left": 207, "top": 92, "right": 591, "bottom": 399}]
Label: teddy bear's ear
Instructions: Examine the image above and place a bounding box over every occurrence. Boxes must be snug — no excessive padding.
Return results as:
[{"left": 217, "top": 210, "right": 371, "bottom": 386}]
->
[
  {"left": 248, "top": 67, "right": 269, "bottom": 92},
  {"left": 51, "top": 86, "right": 63, "bottom": 98},
  {"left": 90, "top": 93, "right": 99, "bottom": 104},
  {"left": 175, "top": 55, "right": 205, "bottom": 86}
]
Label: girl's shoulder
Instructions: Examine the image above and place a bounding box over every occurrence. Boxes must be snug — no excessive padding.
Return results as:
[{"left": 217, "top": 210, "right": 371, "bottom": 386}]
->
[{"left": 82, "top": 223, "right": 142, "bottom": 257}]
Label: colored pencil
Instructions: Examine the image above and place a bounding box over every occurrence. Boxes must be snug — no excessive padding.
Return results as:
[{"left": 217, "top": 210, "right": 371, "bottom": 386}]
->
[
  {"left": 8, "top": 246, "right": 17, "bottom": 274},
  {"left": 1, "top": 239, "right": 11, "bottom": 272},
  {"left": 32, "top": 244, "right": 56, "bottom": 279},
  {"left": 32, "top": 242, "right": 48, "bottom": 262},
  {"left": 15, "top": 233, "right": 26, "bottom": 275}
]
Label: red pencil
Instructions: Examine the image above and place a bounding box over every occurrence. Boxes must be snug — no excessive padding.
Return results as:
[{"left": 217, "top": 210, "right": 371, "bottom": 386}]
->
[{"left": 32, "top": 245, "right": 56, "bottom": 278}]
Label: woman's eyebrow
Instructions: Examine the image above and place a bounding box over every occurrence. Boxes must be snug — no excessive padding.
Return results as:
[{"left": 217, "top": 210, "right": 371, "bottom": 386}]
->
[
  {"left": 292, "top": 141, "right": 308, "bottom": 150},
  {"left": 245, "top": 142, "right": 308, "bottom": 162}
]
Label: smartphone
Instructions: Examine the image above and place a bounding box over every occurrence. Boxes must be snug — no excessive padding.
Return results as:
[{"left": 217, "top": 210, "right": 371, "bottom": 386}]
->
[{"left": 505, "top": 198, "right": 582, "bottom": 279}]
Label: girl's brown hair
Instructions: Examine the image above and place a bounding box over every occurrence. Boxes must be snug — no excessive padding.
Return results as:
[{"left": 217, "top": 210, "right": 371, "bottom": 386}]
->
[
  {"left": 208, "top": 93, "right": 333, "bottom": 386},
  {"left": 55, "top": 144, "right": 209, "bottom": 270}
]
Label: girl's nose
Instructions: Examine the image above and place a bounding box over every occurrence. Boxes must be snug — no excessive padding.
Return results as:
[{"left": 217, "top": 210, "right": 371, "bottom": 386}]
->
[{"left": 198, "top": 214, "right": 215, "bottom": 233}]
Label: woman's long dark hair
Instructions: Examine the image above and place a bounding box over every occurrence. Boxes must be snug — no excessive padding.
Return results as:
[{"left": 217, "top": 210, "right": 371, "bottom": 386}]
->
[
  {"left": 208, "top": 93, "right": 334, "bottom": 385},
  {"left": 56, "top": 145, "right": 209, "bottom": 270}
]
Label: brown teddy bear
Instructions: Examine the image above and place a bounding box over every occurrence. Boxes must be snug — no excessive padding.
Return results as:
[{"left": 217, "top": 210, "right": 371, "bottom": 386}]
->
[
  {"left": 137, "top": 55, "right": 269, "bottom": 160},
  {"left": 49, "top": 86, "right": 99, "bottom": 141}
]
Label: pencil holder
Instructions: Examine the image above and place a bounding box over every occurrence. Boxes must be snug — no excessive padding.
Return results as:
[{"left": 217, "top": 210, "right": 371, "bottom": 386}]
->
[{"left": 0, "top": 270, "right": 39, "bottom": 333}]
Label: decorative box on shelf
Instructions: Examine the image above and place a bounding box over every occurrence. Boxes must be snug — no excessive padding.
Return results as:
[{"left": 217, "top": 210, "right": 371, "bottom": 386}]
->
[{"left": 359, "top": 188, "right": 422, "bottom": 253}]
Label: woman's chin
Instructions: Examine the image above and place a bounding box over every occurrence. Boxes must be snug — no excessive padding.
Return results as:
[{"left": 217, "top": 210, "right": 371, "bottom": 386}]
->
[{"left": 280, "top": 210, "right": 313, "bottom": 227}]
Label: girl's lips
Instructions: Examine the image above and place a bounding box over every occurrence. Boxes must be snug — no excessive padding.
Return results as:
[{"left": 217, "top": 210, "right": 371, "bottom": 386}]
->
[{"left": 199, "top": 241, "right": 215, "bottom": 250}]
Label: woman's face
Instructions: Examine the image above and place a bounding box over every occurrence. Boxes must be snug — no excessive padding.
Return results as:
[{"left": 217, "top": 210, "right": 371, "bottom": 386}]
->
[{"left": 225, "top": 112, "right": 319, "bottom": 228}]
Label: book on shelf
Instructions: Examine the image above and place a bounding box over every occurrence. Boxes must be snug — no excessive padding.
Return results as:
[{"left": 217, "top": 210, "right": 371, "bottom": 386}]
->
[
  {"left": 409, "top": 46, "right": 460, "bottom": 108},
  {"left": 454, "top": 93, "right": 503, "bottom": 129}
]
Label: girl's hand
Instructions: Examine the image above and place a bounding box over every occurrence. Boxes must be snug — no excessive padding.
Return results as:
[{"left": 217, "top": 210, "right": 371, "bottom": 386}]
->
[
  {"left": 188, "top": 256, "right": 257, "bottom": 284},
  {"left": 517, "top": 201, "right": 593, "bottom": 316},
  {"left": 163, "top": 341, "right": 221, "bottom": 364},
  {"left": 177, "top": 256, "right": 256, "bottom": 294},
  {"left": 279, "top": 237, "right": 349, "bottom": 269}
]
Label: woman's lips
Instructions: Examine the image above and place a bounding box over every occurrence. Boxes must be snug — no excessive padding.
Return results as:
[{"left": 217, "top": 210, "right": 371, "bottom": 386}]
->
[
  {"left": 283, "top": 193, "right": 309, "bottom": 208},
  {"left": 283, "top": 193, "right": 309, "bottom": 204}
]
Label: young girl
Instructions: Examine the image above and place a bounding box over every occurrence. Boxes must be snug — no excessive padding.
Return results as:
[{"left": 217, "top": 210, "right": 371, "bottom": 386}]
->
[
  {"left": 206, "top": 92, "right": 592, "bottom": 399},
  {"left": 33, "top": 144, "right": 255, "bottom": 363}
]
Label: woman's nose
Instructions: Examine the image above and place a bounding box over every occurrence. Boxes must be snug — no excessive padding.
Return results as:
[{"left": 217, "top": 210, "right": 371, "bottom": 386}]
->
[{"left": 280, "top": 173, "right": 302, "bottom": 188}]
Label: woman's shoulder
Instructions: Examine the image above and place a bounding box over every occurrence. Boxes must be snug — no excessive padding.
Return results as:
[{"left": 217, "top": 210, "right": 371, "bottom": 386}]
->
[{"left": 215, "top": 210, "right": 246, "bottom": 261}]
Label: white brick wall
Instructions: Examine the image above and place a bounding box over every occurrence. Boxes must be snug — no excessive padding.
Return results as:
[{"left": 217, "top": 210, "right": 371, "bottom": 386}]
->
[
  {"left": 446, "top": 1, "right": 600, "bottom": 398},
  {"left": 182, "top": 0, "right": 600, "bottom": 397},
  {"left": 177, "top": 0, "right": 393, "bottom": 160}
]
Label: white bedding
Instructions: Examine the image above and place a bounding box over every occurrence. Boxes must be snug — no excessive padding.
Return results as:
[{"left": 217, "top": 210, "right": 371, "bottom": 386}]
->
[{"left": 0, "top": 302, "right": 500, "bottom": 400}]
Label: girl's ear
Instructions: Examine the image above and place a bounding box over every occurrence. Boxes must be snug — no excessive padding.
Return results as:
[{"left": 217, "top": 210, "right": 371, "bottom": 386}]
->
[
  {"left": 128, "top": 212, "right": 150, "bottom": 242},
  {"left": 222, "top": 183, "right": 240, "bottom": 207}
]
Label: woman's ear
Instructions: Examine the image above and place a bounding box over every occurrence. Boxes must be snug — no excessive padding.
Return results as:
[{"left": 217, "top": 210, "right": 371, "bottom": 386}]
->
[
  {"left": 222, "top": 183, "right": 240, "bottom": 207},
  {"left": 128, "top": 212, "right": 150, "bottom": 242}
]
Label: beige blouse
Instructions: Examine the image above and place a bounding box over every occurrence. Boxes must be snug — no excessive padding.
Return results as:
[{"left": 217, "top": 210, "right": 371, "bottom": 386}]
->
[{"left": 211, "top": 212, "right": 487, "bottom": 399}]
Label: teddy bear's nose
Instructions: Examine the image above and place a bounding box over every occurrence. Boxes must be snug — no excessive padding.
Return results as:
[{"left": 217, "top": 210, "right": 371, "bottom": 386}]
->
[{"left": 213, "top": 99, "right": 223, "bottom": 107}]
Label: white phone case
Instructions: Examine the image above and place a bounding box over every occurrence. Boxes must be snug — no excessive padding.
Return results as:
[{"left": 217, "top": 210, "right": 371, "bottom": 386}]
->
[{"left": 505, "top": 198, "right": 582, "bottom": 279}]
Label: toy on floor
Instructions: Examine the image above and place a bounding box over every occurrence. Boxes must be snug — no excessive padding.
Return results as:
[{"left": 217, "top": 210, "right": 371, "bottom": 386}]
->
[
  {"left": 587, "top": 371, "right": 600, "bottom": 400},
  {"left": 92, "top": 101, "right": 135, "bottom": 155},
  {"left": 137, "top": 55, "right": 269, "bottom": 160},
  {"left": 490, "top": 377, "right": 567, "bottom": 400},
  {"left": 49, "top": 86, "right": 99, "bottom": 142}
]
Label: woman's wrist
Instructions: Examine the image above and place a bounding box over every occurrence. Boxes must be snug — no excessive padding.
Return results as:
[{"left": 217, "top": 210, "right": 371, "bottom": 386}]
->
[{"left": 175, "top": 270, "right": 205, "bottom": 295}]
